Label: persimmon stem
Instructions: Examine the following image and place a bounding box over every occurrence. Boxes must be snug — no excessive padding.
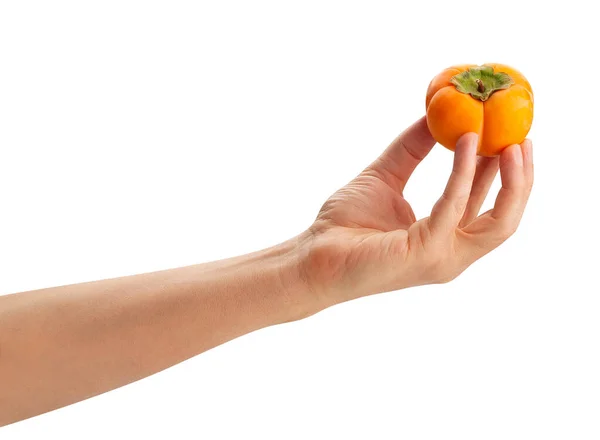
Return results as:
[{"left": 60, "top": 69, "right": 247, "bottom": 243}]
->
[
  {"left": 476, "top": 79, "right": 485, "bottom": 93},
  {"left": 450, "top": 66, "right": 514, "bottom": 101}
]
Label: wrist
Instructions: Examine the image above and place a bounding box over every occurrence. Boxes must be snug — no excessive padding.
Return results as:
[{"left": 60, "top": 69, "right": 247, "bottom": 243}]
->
[
  {"left": 264, "top": 231, "right": 330, "bottom": 323},
  {"left": 280, "top": 226, "right": 353, "bottom": 318},
  {"left": 285, "top": 224, "right": 415, "bottom": 309}
]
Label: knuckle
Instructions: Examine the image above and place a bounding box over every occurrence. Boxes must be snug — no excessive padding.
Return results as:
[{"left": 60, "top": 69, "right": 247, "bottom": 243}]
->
[
  {"left": 437, "top": 272, "right": 458, "bottom": 284},
  {"left": 498, "top": 220, "right": 518, "bottom": 240},
  {"left": 364, "top": 163, "right": 385, "bottom": 179},
  {"left": 364, "top": 161, "right": 403, "bottom": 191},
  {"left": 435, "top": 268, "right": 458, "bottom": 284},
  {"left": 425, "top": 254, "right": 456, "bottom": 284}
]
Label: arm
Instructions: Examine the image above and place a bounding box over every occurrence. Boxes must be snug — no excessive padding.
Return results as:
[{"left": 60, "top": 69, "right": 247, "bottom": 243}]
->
[
  {"left": 0, "top": 239, "right": 312, "bottom": 426},
  {"left": 0, "top": 117, "right": 533, "bottom": 426}
]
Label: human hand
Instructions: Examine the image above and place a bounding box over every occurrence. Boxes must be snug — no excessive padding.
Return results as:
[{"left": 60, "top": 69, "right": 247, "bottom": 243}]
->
[
  {"left": 0, "top": 117, "right": 533, "bottom": 424},
  {"left": 297, "top": 117, "right": 533, "bottom": 310}
]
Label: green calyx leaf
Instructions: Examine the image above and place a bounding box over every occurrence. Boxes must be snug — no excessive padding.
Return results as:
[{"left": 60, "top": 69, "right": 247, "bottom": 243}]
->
[{"left": 450, "top": 65, "right": 514, "bottom": 101}]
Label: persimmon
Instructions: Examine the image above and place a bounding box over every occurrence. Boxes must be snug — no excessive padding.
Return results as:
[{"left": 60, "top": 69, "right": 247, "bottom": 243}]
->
[{"left": 425, "top": 63, "right": 533, "bottom": 157}]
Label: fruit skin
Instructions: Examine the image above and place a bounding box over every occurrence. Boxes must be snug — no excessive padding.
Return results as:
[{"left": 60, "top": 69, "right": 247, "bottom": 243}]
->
[{"left": 425, "top": 63, "right": 533, "bottom": 157}]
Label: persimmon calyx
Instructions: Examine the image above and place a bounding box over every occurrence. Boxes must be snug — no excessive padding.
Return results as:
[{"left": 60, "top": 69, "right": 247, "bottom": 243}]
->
[{"left": 450, "top": 66, "right": 514, "bottom": 101}]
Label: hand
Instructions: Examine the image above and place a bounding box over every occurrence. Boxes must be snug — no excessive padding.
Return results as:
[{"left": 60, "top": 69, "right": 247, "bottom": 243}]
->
[
  {"left": 0, "top": 116, "right": 533, "bottom": 424},
  {"left": 298, "top": 117, "right": 533, "bottom": 309}
]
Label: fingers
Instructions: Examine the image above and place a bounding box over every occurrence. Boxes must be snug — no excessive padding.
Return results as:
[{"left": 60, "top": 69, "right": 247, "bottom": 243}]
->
[
  {"left": 491, "top": 142, "right": 528, "bottom": 222},
  {"left": 368, "top": 116, "right": 436, "bottom": 193},
  {"left": 463, "top": 140, "right": 534, "bottom": 252},
  {"left": 459, "top": 155, "right": 500, "bottom": 227},
  {"left": 429, "top": 133, "right": 478, "bottom": 234},
  {"left": 394, "top": 139, "right": 533, "bottom": 287}
]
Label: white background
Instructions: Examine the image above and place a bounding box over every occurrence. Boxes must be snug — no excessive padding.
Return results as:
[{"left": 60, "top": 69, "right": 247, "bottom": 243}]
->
[{"left": 1, "top": 1, "right": 598, "bottom": 438}]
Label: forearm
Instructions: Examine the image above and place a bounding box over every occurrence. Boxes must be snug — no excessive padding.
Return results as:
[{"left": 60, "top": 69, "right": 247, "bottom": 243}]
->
[{"left": 0, "top": 237, "right": 312, "bottom": 426}]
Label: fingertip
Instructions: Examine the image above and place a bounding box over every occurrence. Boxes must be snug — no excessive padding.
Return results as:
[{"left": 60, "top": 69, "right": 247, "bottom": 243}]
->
[
  {"left": 414, "top": 116, "right": 436, "bottom": 144},
  {"left": 458, "top": 132, "right": 479, "bottom": 145},
  {"left": 456, "top": 132, "right": 479, "bottom": 156},
  {"left": 501, "top": 144, "right": 523, "bottom": 167},
  {"left": 522, "top": 139, "right": 533, "bottom": 161},
  {"left": 396, "top": 116, "right": 436, "bottom": 154}
]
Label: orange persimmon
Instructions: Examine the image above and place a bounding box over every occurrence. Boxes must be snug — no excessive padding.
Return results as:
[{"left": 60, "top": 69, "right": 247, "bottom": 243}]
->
[{"left": 425, "top": 63, "right": 533, "bottom": 157}]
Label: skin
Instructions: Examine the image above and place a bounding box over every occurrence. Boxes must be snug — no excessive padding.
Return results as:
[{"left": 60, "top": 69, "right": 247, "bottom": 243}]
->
[
  {"left": 0, "top": 118, "right": 534, "bottom": 426},
  {"left": 426, "top": 64, "right": 534, "bottom": 156}
]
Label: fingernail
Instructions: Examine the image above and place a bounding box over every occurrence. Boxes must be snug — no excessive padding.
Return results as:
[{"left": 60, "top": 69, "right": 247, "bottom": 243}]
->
[
  {"left": 458, "top": 132, "right": 478, "bottom": 154},
  {"left": 523, "top": 139, "right": 533, "bottom": 160},
  {"left": 512, "top": 144, "right": 523, "bottom": 167},
  {"left": 469, "top": 133, "right": 479, "bottom": 148}
]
